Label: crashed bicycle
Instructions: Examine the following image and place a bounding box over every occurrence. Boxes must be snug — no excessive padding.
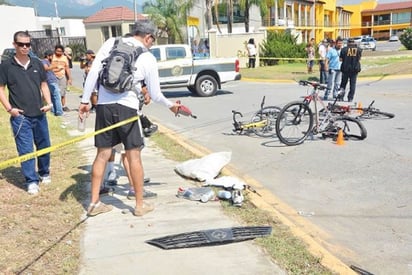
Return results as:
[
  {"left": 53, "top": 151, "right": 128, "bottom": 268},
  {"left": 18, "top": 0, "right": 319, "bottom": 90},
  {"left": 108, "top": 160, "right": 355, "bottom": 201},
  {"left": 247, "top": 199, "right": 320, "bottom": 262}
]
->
[
  {"left": 232, "top": 96, "right": 281, "bottom": 138},
  {"left": 275, "top": 80, "right": 367, "bottom": 146}
]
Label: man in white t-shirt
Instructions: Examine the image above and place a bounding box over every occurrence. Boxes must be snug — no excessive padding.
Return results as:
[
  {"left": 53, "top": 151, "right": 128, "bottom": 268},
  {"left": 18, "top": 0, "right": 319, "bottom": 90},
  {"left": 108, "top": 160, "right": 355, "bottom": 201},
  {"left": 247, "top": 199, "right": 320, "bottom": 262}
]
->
[{"left": 318, "top": 39, "right": 328, "bottom": 84}]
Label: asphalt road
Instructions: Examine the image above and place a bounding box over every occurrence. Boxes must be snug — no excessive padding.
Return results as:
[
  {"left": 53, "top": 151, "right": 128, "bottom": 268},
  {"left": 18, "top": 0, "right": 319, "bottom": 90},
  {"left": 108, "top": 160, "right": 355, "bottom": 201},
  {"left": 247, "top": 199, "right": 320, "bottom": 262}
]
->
[{"left": 142, "top": 77, "right": 412, "bottom": 275}]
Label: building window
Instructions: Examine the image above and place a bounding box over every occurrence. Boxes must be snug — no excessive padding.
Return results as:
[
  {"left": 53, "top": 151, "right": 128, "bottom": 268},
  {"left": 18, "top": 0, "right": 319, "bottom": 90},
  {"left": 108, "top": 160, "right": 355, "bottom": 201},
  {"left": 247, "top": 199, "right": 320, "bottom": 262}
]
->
[
  {"left": 374, "top": 14, "right": 390, "bottom": 25},
  {"left": 392, "top": 12, "right": 411, "bottom": 24},
  {"left": 111, "top": 25, "right": 122, "bottom": 37},
  {"left": 59, "top": 27, "right": 66, "bottom": 36},
  {"left": 212, "top": 3, "right": 245, "bottom": 24},
  {"left": 102, "top": 26, "right": 109, "bottom": 41}
]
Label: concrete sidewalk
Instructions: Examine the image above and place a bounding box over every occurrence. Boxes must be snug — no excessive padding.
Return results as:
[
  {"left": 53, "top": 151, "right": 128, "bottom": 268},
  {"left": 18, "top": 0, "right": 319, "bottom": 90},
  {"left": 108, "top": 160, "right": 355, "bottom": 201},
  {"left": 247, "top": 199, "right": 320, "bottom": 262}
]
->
[{"left": 63, "top": 92, "right": 285, "bottom": 275}]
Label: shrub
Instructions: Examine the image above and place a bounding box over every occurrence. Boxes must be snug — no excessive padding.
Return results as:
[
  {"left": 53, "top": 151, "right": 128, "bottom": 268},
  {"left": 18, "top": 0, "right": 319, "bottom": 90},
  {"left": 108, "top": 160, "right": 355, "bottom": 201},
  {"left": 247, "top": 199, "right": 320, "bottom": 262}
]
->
[
  {"left": 399, "top": 28, "right": 412, "bottom": 50},
  {"left": 259, "top": 31, "right": 306, "bottom": 66}
]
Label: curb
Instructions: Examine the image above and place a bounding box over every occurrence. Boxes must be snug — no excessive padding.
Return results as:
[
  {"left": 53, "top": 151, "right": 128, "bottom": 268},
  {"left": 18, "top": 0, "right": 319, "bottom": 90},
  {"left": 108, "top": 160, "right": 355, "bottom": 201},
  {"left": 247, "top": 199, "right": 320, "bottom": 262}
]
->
[
  {"left": 156, "top": 123, "right": 357, "bottom": 275},
  {"left": 241, "top": 73, "right": 412, "bottom": 84}
]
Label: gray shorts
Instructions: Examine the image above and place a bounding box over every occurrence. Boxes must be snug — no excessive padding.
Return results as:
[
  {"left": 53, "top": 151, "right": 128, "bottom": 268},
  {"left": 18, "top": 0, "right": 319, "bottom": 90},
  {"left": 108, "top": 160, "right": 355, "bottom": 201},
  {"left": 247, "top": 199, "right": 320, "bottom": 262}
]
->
[{"left": 57, "top": 77, "right": 67, "bottom": 96}]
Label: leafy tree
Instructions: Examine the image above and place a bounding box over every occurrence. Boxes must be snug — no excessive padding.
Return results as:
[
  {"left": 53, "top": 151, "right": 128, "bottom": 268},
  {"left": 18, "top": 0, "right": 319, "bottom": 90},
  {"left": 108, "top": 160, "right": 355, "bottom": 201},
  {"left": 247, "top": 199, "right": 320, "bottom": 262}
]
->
[
  {"left": 399, "top": 28, "right": 412, "bottom": 50},
  {"left": 143, "top": 0, "right": 194, "bottom": 44},
  {"left": 260, "top": 30, "right": 306, "bottom": 65},
  {"left": 238, "top": 0, "right": 274, "bottom": 33}
]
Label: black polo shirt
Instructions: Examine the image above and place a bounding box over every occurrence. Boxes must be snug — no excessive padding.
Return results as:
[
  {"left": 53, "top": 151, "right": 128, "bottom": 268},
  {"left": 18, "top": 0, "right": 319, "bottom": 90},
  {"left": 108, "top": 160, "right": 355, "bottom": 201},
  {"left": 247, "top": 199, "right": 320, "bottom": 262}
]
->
[{"left": 0, "top": 56, "right": 47, "bottom": 117}]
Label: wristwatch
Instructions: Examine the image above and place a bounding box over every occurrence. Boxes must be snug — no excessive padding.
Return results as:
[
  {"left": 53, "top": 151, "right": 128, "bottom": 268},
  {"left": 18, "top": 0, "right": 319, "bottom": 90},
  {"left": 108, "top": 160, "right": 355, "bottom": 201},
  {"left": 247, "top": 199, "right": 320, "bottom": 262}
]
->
[{"left": 48, "top": 103, "right": 53, "bottom": 107}]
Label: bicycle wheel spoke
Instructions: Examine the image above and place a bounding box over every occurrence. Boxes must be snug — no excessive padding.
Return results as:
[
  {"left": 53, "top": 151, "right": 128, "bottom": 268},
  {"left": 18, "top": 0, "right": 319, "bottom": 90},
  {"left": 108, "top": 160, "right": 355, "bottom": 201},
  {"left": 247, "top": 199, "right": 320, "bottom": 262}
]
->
[
  {"left": 252, "top": 106, "right": 281, "bottom": 137},
  {"left": 276, "top": 102, "right": 313, "bottom": 146}
]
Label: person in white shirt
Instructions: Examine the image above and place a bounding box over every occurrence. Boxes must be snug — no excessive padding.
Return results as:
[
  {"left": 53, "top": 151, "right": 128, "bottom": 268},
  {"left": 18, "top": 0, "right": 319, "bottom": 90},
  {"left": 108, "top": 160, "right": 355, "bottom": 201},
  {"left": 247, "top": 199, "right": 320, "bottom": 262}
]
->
[
  {"left": 78, "top": 20, "right": 180, "bottom": 217},
  {"left": 318, "top": 39, "right": 328, "bottom": 84},
  {"left": 247, "top": 38, "right": 257, "bottom": 68}
]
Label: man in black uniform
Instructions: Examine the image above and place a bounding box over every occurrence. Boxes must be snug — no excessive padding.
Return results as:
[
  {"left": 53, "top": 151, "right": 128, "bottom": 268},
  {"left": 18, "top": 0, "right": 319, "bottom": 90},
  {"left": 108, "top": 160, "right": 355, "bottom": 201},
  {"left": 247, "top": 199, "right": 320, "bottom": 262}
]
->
[{"left": 338, "top": 38, "right": 362, "bottom": 102}]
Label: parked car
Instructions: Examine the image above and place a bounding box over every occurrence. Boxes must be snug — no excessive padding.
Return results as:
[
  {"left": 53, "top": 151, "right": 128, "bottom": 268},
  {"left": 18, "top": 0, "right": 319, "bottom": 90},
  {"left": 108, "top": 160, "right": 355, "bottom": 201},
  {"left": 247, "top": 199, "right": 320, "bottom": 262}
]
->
[
  {"left": 352, "top": 36, "right": 363, "bottom": 45},
  {"left": 1, "top": 48, "right": 39, "bottom": 63},
  {"left": 359, "top": 37, "right": 377, "bottom": 51},
  {"left": 389, "top": 35, "right": 399, "bottom": 42}
]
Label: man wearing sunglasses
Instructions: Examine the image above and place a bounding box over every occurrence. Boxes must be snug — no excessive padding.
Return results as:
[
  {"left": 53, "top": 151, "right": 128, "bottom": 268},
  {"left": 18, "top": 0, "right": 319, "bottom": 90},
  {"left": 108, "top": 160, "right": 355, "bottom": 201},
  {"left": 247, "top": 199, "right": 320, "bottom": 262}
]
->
[
  {"left": 79, "top": 20, "right": 181, "bottom": 217},
  {"left": 0, "top": 31, "right": 53, "bottom": 195}
]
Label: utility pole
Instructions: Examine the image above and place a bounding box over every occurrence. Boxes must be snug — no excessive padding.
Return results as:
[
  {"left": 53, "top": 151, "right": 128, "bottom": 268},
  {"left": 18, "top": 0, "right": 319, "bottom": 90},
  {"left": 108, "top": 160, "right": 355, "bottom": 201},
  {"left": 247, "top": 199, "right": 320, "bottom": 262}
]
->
[{"left": 133, "top": 0, "right": 137, "bottom": 22}]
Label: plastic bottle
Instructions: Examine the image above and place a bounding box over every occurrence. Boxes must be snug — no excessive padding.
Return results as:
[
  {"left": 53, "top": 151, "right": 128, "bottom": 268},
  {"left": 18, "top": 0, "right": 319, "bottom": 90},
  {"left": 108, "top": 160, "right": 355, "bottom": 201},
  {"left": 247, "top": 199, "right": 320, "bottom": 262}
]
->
[
  {"left": 217, "top": 190, "right": 232, "bottom": 200},
  {"left": 200, "top": 189, "right": 215, "bottom": 203},
  {"left": 77, "top": 113, "right": 86, "bottom": 132}
]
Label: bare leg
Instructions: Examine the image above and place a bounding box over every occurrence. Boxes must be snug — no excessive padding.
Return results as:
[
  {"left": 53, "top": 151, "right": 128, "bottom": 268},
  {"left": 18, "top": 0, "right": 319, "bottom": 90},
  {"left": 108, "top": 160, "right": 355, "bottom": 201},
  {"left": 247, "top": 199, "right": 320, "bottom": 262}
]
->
[
  {"left": 125, "top": 148, "right": 144, "bottom": 208},
  {"left": 90, "top": 147, "right": 112, "bottom": 204},
  {"left": 121, "top": 153, "right": 132, "bottom": 186}
]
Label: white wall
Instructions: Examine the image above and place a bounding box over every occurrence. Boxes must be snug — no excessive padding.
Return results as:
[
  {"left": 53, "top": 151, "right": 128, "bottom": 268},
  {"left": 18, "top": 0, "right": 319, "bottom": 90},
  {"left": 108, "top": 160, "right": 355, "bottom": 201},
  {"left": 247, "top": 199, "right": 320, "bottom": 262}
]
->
[
  {"left": 36, "top": 17, "right": 86, "bottom": 37},
  {"left": 0, "top": 5, "right": 37, "bottom": 53}
]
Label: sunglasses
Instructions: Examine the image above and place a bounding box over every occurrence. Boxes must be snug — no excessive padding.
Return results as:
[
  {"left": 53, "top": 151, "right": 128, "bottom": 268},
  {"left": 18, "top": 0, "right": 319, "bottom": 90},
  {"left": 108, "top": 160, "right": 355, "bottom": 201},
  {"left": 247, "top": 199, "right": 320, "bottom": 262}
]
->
[{"left": 15, "top": 42, "right": 31, "bottom": 48}]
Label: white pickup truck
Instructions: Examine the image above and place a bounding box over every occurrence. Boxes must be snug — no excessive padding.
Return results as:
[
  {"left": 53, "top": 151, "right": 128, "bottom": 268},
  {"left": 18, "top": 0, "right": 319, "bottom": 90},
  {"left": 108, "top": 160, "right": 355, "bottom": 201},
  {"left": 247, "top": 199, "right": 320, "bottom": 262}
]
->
[{"left": 149, "top": 44, "right": 241, "bottom": 97}]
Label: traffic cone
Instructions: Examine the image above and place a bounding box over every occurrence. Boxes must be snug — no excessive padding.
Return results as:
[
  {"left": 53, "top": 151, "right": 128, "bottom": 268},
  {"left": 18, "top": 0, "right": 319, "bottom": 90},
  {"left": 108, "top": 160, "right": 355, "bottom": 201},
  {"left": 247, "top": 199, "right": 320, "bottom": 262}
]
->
[
  {"left": 357, "top": 102, "right": 363, "bottom": 114},
  {"left": 336, "top": 129, "right": 345, "bottom": 145}
]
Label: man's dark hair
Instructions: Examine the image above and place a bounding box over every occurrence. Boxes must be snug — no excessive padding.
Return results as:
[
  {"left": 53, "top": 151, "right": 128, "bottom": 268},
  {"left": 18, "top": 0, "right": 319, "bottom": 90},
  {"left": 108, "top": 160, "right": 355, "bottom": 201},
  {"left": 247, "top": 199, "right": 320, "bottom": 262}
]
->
[
  {"left": 55, "top": 44, "right": 64, "bottom": 51},
  {"left": 13, "top": 31, "right": 30, "bottom": 42}
]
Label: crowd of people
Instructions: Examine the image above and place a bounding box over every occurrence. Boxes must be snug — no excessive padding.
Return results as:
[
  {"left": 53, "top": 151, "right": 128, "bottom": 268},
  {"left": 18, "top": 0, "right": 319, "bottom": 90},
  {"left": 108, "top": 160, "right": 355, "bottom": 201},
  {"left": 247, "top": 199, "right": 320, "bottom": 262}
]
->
[
  {"left": 0, "top": 21, "right": 182, "bottom": 219},
  {"left": 306, "top": 36, "right": 362, "bottom": 102}
]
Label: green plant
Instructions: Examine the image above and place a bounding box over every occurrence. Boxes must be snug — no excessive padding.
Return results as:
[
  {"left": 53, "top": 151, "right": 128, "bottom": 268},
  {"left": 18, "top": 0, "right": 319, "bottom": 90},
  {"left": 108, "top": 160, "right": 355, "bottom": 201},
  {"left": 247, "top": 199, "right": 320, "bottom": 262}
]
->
[
  {"left": 399, "top": 28, "right": 412, "bottom": 50},
  {"left": 259, "top": 31, "right": 306, "bottom": 66},
  {"left": 68, "top": 43, "right": 86, "bottom": 61}
]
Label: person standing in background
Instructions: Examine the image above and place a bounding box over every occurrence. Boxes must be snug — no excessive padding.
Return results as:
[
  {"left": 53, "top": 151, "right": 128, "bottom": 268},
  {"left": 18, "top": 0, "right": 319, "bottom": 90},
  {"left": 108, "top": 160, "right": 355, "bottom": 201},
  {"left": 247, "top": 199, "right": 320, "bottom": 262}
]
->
[
  {"left": 305, "top": 38, "right": 315, "bottom": 74},
  {"left": 323, "top": 38, "right": 343, "bottom": 100},
  {"left": 64, "top": 46, "right": 73, "bottom": 69},
  {"left": 80, "top": 49, "right": 97, "bottom": 112},
  {"left": 0, "top": 31, "right": 53, "bottom": 195},
  {"left": 318, "top": 39, "right": 328, "bottom": 84},
  {"left": 247, "top": 38, "right": 257, "bottom": 68},
  {"left": 42, "top": 50, "right": 63, "bottom": 116},
  {"left": 52, "top": 44, "right": 72, "bottom": 112},
  {"left": 339, "top": 38, "right": 362, "bottom": 102}
]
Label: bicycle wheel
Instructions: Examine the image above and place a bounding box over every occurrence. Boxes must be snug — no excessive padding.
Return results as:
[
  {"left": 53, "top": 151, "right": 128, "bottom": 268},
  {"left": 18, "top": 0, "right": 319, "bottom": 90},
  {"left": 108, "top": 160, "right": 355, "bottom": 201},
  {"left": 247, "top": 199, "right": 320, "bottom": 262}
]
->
[
  {"left": 251, "top": 106, "right": 281, "bottom": 137},
  {"left": 275, "top": 101, "right": 313, "bottom": 146},
  {"left": 354, "top": 108, "right": 395, "bottom": 120},
  {"left": 331, "top": 116, "right": 367, "bottom": 140}
]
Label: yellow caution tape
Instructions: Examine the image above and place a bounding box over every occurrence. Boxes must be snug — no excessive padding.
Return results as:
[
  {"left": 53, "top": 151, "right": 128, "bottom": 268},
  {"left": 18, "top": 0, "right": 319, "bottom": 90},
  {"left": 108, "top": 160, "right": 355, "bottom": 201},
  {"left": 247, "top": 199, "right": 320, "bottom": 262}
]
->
[{"left": 0, "top": 116, "right": 139, "bottom": 170}]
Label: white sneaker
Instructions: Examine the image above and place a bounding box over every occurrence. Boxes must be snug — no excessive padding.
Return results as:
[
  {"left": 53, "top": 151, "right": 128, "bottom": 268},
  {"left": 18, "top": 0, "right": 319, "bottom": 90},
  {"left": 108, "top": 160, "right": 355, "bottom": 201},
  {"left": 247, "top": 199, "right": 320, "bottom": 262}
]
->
[
  {"left": 232, "top": 190, "right": 244, "bottom": 207},
  {"left": 40, "top": 175, "right": 51, "bottom": 184},
  {"left": 27, "top": 183, "right": 40, "bottom": 195}
]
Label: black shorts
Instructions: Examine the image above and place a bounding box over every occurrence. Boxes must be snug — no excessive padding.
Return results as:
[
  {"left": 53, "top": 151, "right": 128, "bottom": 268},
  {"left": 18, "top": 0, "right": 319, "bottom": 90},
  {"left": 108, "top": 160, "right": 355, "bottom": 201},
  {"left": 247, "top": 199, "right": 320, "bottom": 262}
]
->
[{"left": 94, "top": 104, "right": 144, "bottom": 150}]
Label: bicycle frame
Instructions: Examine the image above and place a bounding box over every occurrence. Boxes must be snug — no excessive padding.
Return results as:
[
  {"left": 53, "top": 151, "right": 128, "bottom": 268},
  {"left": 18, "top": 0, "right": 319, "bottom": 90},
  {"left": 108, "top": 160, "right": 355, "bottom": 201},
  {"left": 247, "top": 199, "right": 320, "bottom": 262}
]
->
[
  {"left": 300, "top": 81, "right": 337, "bottom": 134},
  {"left": 232, "top": 111, "right": 268, "bottom": 133}
]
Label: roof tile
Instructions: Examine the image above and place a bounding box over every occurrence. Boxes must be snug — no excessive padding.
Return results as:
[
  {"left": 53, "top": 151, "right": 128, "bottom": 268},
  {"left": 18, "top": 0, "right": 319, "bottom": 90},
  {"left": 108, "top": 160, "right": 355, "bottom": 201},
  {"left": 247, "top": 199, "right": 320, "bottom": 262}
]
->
[
  {"left": 83, "top": 6, "right": 146, "bottom": 23},
  {"left": 362, "top": 1, "right": 412, "bottom": 13}
]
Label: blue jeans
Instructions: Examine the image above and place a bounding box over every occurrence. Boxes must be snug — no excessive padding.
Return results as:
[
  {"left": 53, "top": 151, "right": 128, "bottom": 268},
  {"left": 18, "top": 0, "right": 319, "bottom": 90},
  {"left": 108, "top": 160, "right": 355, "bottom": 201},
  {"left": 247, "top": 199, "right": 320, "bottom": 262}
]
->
[
  {"left": 48, "top": 82, "right": 63, "bottom": 116},
  {"left": 10, "top": 114, "right": 51, "bottom": 184},
  {"left": 324, "top": 69, "right": 342, "bottom": 99}
]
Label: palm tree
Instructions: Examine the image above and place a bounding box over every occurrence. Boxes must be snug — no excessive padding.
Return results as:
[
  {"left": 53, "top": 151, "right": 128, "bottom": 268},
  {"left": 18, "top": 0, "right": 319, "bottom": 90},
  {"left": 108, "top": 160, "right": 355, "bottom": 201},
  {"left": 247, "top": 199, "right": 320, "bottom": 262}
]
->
[
  {"left": 239, "top": 0, "right": 275, "bottom": 33},
  {"left": 144, "top": 0, "right": 194, "bottom": 44}
]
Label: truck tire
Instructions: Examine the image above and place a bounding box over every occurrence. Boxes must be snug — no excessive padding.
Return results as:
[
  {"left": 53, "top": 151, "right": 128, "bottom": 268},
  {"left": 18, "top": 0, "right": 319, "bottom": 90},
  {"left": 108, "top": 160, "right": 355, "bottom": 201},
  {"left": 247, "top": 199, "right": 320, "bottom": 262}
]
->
[
  {"left": 188, "top": 86, "right": 197, "bottom": 94},
  {"left": 195, "top": 75, "right": 218, "bottom": 97}
]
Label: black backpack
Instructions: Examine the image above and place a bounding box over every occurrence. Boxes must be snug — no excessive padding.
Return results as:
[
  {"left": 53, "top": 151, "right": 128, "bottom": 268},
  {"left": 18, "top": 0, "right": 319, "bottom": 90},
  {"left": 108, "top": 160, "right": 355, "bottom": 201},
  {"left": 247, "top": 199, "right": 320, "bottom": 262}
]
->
[{"left": 98, "top": 37, "right": 146, "bottom": 93}]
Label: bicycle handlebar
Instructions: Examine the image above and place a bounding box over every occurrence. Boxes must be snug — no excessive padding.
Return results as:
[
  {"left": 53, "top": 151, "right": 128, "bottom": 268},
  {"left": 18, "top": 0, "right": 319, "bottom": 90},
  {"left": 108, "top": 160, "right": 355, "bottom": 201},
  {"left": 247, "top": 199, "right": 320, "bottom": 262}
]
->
[{"left": 299, "top": 80, "right": 327, "bottom": 91}]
